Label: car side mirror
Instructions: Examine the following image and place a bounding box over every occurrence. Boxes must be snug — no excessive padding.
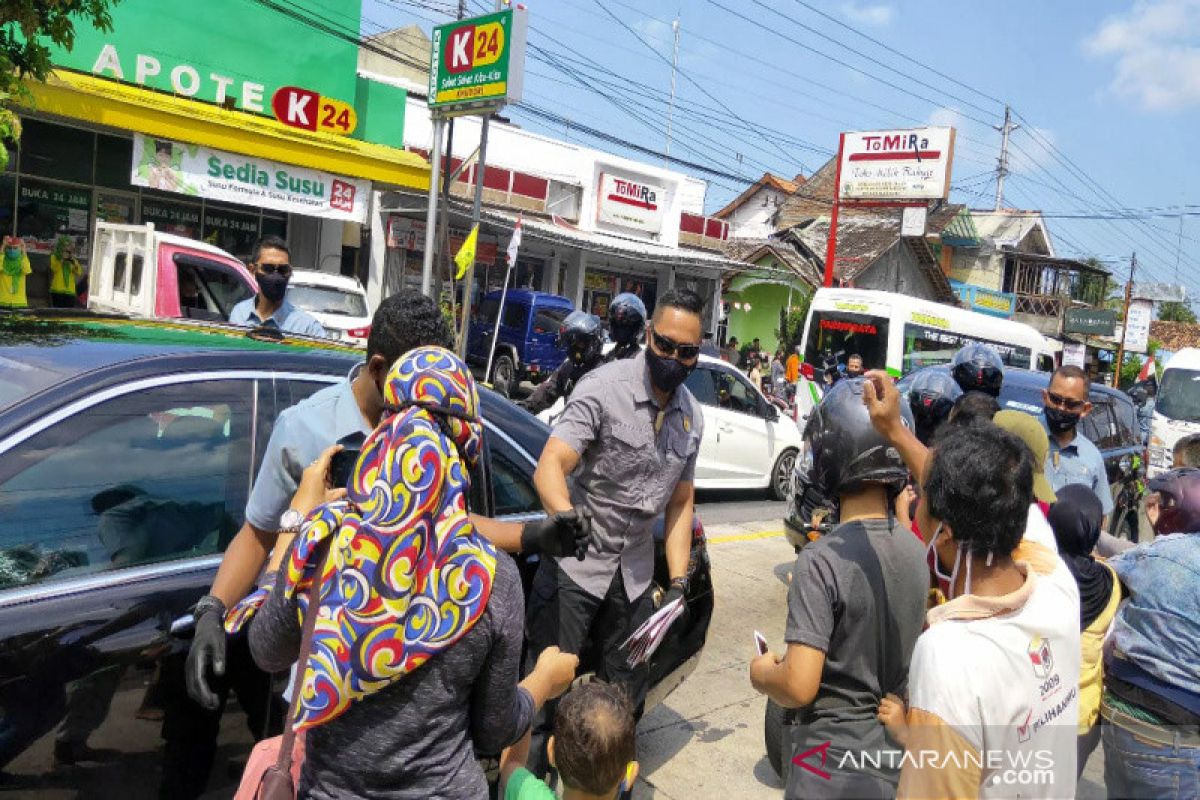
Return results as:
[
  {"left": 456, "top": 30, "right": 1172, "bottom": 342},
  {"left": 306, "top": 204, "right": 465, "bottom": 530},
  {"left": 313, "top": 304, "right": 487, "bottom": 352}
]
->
[{"left": 763, "top": 402, "right": 779, "bottom": 422}]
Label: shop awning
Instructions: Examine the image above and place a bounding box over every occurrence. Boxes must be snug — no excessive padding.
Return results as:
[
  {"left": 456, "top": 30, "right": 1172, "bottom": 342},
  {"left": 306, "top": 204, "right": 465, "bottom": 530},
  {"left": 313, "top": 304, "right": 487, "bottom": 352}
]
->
[{"left": 25, "top": 70, "right": 430, "bottom": 191}]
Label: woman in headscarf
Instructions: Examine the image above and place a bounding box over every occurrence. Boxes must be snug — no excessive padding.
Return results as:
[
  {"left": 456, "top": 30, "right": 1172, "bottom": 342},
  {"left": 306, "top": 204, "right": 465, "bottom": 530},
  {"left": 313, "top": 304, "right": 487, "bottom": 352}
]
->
[
  {"left": 1046, "top": 483, "right": 1123, "bottom": 777},
  {"left": 230, "top": 347, "right": 578, "bottom": 799}
]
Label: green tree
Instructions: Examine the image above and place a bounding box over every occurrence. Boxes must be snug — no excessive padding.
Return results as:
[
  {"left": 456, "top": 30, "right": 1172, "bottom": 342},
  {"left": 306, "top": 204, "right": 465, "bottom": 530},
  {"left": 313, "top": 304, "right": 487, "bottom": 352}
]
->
[
  {"left": 1118, "top": 339, "right": 1162, "bottom": 390},
  {"left": 776, "top": 287, "right": 813, "bottom": 352},
  {"left": 0, "top": 1, "right": 119, "bottom": 169},
  {"left": 1157, "top": 301, "right": 1197, "bottom": 324}
]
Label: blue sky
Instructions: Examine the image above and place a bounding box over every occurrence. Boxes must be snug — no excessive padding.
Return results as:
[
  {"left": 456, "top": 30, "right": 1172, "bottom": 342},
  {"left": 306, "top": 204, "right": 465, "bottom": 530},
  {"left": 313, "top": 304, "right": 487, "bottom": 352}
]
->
[{"left": 362, "top": 0, "right": 1199, "bottom": 299}]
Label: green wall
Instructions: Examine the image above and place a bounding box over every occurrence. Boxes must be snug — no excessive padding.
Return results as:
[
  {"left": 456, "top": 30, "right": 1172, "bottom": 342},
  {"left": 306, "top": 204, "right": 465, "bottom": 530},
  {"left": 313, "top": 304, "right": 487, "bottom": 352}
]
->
[{"left": 725, "top": 282, "right": 792, "bottom": 353}]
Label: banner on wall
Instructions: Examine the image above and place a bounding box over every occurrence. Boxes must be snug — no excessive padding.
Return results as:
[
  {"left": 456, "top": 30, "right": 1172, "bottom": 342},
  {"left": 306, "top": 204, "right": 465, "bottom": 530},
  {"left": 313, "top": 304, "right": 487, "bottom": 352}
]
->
[{"left": 130, "top": 134, "right": 369, "bottom": 223}]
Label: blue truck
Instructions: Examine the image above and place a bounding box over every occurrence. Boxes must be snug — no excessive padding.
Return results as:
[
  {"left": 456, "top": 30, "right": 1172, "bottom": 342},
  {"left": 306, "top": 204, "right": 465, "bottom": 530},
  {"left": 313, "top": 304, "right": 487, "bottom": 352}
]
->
[{"left": 467, "top": 289, "right": 575, "bottom": 397}]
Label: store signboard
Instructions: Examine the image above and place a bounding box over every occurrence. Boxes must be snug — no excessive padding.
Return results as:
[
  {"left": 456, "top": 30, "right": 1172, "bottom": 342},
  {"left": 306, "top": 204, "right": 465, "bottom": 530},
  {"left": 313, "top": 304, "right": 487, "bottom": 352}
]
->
[
  {"left": 271, "top": 86, "right": 358, "bottom": 136},
  {"left": 49, "top": 0, "right": 357, "bottom": 118},
  {"left": 429, "top": 8, "right": 528, "bottom": 112},
  {"left": 839, "top": 127, "right": 955, "bottom": 200},
  {"left": 1133, "top": 282, "right": 1188, "bottom": 303},
  {"left": 596, "top": 173, "right": 666, "bottom": 234},
  {"left": 131, "top": 134, "right": 369, "bottom": 223},
  {"left": 1123, "top": 299, "right": 1153, "bottom": 354},
  {"left": 386, "top": 216, "right": 498, "bottom": 263},
  {"left": 1064, "top": 307, "right": 1117, "bottom": 336},
  {"left": 17, "top": 180, "right": 91, "bottom": 252},
  {"left": 1062, "top": 342, "right": 1086, "bottom": 368}
]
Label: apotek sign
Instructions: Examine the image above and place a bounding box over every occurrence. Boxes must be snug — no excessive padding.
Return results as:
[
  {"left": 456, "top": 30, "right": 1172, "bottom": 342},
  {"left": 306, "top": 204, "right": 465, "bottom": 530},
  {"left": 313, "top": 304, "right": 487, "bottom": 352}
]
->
[
  {"left": 839, "top": 127, "right": 955, "bottom": 200},
  {"left": 596, "top": 173, "right": 666, "bottom": 234},
  {"left": 429, "top": 9, "right": 528, "bottom": 112}
]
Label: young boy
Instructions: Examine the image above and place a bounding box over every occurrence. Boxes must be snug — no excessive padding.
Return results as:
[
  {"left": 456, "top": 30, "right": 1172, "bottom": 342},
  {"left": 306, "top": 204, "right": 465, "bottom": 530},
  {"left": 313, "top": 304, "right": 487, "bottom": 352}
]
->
[
  {"left": 749, "top": 378, "right": 928, "bottom": 798},
  {"left": 501, "top": 681, "right": 638, "bottom": 800}
]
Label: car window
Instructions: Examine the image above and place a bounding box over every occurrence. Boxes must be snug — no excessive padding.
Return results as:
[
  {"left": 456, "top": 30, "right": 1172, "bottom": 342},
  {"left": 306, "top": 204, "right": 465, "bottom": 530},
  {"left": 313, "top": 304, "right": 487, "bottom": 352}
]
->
[
  {"left": 532, "top": 306, "right": 569, "bottom": 336},
  {"left": 684, "top": 366, "right": 719, "bottom": 406},
  {"left": 0, "top": 379, "right": 254, "bottom": 590},
  {"left": 1082, "top": 397, "right": 1118, "bottom": 450},
  {"left": 714, "top": 368, "right": 761, "bottom": 417},
  {"left": 174, "top": 254, "right": 253, "bottom": 319},
  {"left": 489, "top": 439, "right": 539, "bottom": 516},
  {"left": 287, "top": 284, "right": 368, "bottom": 317},
  {"left": 1113, "top": 397, "right": 1139, "bottom": 447},
  {"left": 503, "top": 304, "right": 529, "bottom": 331}
]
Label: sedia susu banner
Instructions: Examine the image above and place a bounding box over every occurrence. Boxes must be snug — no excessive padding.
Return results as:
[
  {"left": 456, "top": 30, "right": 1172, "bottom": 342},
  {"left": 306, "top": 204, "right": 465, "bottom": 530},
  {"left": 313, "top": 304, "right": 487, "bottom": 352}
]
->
[{"left": 130, "top": 134, "right": 369, "bottom": 223}]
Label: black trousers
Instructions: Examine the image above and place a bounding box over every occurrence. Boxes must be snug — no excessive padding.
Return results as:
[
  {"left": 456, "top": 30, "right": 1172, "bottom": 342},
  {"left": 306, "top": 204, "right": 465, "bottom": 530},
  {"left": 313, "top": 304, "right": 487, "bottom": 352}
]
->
[
  {"left": 49, "top": 292, "right": 77, "bottom": 308},
  {"left": 524, "top": 560, "right": 657, "bottom": 776}
]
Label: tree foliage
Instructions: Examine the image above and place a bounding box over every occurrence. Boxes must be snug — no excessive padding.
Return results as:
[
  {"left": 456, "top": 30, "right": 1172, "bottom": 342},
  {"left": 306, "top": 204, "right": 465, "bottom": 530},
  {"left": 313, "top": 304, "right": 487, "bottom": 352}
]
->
[
  {"left": 1157, "top": 301, "right": 1197, "bottom": 324},
  {"left": 0, "top": 1, "right": 118, "bottom": 168},
  {"left": 776, "top": 288, "right": 813, "bottom": 353},
  {"left": 1117, "top": 339, "right": 1162, "bottom": 390}
]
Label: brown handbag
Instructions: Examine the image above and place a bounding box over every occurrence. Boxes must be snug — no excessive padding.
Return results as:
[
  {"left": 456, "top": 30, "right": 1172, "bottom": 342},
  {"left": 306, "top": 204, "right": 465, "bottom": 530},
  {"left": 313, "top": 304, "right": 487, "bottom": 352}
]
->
[{"left": 237, "top": 542, "right": 328, "bottom": 800}]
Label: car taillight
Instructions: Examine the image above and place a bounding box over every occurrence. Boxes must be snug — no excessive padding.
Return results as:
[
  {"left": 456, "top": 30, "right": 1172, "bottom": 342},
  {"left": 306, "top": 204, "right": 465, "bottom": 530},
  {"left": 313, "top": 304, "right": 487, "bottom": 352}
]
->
[
  {"left": 534, "top": 326, "right": 548, "bottom": 334},
  {"left": 347, "top": 325, "right": 371, "bottom": 338}
]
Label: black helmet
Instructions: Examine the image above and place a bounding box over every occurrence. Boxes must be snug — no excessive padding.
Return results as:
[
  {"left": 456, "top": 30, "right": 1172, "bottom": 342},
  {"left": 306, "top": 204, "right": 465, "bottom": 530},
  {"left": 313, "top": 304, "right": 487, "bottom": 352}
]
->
[
  {"left": 608, "top": 293, "right": 647, "bottom": 346},
  {"left": 1148, "top": 467, "right": 1200, "bottom": 535},
  {"left": 1128, "top": 384, "right": 1149, "bottom": 406},
  {"left": 799, "top": 377, "right": 913, "bottom": 500},
  {"left": 950, "top": 343, "right": 1004, "bottom": 397},
  {"left": 906, "top": 366, "right": 963, "bottom": 445},
  {"left": 558, "top": 310, "right": 603, "bottom": 366}
]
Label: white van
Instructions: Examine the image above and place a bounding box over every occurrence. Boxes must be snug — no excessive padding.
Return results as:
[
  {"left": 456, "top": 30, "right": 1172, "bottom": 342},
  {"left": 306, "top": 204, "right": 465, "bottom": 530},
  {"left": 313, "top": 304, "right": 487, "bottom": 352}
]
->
[
  {"left": 799, "top": 287, "right": 1056, "bottom": 378},
  {"left": 1147, "top": 347, "right": 1200, "bottom": 477}
]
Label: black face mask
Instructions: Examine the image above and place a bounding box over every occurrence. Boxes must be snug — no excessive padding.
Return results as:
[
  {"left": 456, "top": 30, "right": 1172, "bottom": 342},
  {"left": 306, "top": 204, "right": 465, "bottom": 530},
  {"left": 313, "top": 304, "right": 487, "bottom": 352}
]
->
[
  {"left": 646, "top": 347, "right": 694, "bottom": 394},
  {"left": 258, "top": 272, "right": 289, "bottom": 303},
  {"left": 1045, "top": 406, "right": 1081, "bottom": 435}
]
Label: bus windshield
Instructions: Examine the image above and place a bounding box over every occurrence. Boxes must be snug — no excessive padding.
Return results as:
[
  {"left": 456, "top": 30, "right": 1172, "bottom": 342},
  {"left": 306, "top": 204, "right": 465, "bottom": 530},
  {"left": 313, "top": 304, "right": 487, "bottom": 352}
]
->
[
  {"left": 804, "top": 311, "right": 889, "bottom": 373},
  {"left": 902, "top": 323, "right": 1032, "bottom": 372},
  {"left": 1157, "top": 368, "right": 1200, "bottom": 423}
]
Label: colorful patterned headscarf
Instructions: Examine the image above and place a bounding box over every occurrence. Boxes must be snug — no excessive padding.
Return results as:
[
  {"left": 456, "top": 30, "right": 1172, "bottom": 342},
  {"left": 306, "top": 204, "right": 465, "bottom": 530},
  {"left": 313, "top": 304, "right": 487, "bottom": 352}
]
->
[{"left": 226, "top": 346, "right": 496, "bottom": 731}]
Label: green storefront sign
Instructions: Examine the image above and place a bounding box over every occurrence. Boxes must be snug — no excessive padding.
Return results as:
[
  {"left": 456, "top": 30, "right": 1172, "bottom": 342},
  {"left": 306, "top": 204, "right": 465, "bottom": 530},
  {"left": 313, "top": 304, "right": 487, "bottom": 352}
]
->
[
  {"left": 428, "top": 8, "right": 528, "bottom": 112},
  {"left": 45, "top": 0, "right": 406, "bottom": 147},
  {"left": 1064, "top": 308, "right": 1117, "bottom": 336}
]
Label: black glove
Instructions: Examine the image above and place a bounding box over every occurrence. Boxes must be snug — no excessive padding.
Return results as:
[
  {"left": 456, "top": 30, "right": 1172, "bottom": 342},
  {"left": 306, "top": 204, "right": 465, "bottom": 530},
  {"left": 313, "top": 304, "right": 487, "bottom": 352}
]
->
[
  {"left": 521, "top": 507, "right": 593, "bottom": 560},
  {"left": 185, "top": 597, "right": 227, "bottom": 711}
]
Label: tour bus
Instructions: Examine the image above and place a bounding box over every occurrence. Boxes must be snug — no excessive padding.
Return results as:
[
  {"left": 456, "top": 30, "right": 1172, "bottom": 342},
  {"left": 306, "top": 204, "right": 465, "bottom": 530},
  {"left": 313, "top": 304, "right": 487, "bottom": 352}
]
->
[
  {"left": 1147, "top": 347, "right": 1200, "bottom": 477},
  {"left": 799, "top": 287, "right": 1057, "bottom": 378}
]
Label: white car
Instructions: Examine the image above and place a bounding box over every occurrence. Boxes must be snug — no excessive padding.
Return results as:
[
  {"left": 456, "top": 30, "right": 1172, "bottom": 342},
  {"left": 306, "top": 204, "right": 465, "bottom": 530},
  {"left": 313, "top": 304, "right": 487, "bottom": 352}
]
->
[
  {"left": 538, "top": 352, "right": 803, "bottom": 499},
  {"left": 286, "top": 270, "right": 372, "bottom": 346}
]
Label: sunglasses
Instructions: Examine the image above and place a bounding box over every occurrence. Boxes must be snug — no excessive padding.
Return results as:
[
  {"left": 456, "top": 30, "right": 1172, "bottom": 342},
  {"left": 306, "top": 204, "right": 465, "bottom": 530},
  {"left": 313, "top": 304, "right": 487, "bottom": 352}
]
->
[
  {"left": 1046, "top": 391, "right": 1087, "bottom": 412},
  {"left": 650, "top": 327, "right": 701, "bottom": 361},
  {"left": 255, "top": 263, "right": 292, "bottom": 277}
]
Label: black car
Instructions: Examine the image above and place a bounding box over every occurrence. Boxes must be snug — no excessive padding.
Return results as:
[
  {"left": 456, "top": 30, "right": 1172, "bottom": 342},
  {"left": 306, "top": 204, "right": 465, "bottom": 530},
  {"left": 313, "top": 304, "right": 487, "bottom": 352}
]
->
[
  {"left": 783, "top": 366, "right": 1144, "bottom": 549},
  {"left": 0, "top": 310, "right": 713, "bottom": 796}
]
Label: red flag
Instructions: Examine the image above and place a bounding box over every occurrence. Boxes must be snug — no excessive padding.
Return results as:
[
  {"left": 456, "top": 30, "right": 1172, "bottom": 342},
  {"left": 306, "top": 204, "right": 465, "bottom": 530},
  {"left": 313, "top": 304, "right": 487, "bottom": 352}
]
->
[{"left": 1137, "top": 355, "right": 1156, "bottom": 383}]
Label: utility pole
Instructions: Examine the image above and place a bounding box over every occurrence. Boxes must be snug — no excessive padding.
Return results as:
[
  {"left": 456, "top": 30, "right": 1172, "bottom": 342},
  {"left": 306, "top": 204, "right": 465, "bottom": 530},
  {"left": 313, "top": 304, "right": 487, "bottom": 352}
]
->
[
  {"left": 665, "top": 18, "right": 680, "bottom": 168},
  {"left": 1114, "top": 252, "right": 1136, "bottom": 386},
  {"left": 994, "top": 105, "right": 1018, "bottom": 211},
  {"left": 420, "top": 118, "right": 444, "bottom": 297}
]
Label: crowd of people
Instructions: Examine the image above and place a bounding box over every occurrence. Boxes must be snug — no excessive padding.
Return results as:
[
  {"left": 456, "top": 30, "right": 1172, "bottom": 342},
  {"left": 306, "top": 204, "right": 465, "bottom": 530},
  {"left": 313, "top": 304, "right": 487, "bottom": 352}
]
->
[
  {"left": 749, "top": 343, "right": 1199, "bottom": 799},
  {"left": 175, "top": 234, "right": 1196, "bottom": 799}
]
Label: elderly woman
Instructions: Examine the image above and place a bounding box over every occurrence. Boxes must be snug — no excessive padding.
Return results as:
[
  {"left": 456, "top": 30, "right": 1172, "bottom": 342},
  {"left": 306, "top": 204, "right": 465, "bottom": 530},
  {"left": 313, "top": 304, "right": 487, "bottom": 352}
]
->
[{"left": 228, "top": 347, "right": 577, "bottom": 799}]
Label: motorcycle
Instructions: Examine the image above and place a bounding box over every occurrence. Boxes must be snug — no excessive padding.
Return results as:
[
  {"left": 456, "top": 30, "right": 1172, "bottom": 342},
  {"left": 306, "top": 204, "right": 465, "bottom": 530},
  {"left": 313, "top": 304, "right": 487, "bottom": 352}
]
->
[{"left": 1109, "top": 451, "right": 1145, "bottom": 542}]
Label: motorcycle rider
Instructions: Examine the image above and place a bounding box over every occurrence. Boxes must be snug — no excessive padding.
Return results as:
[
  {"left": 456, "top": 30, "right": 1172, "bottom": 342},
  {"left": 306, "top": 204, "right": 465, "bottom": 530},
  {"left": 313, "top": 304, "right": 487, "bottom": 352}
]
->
[
  {"left": 521, "top": 311, "right": 605, "bottom": 415},
  {"left": 905, "top": 367, "right": 963, "bottom": 445},
  {"left": 949, "top": 342, "right": 1005, "bottom": 397},
  {"left": 750, "top": 377, "right": 926, "bottom": 798},
  {"left": 606, "top": 292, "right": 647, "bottom": 361}
]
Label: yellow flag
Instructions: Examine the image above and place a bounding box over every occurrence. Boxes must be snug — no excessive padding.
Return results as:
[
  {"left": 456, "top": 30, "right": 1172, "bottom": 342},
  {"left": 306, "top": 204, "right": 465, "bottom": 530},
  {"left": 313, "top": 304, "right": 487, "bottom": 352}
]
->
[{"left": 454, "top": 224, "right": 479, "bottom": 280}]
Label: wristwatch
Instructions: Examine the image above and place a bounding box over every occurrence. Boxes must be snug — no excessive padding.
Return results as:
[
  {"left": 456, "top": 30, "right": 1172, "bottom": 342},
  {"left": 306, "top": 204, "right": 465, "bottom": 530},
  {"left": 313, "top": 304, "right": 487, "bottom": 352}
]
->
[{"left": 279, "top": 508, "right": 305, "bottom": 534}]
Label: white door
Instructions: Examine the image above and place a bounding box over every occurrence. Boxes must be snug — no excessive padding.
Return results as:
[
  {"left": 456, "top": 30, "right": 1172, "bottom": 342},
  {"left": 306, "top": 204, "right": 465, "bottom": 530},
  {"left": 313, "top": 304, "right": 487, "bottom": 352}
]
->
[
  {"left": 681, "top": 366, "right": 730, "bottom": 483},
  {"left": 710, "top": 366, "right": 776, "bottom": 486}
]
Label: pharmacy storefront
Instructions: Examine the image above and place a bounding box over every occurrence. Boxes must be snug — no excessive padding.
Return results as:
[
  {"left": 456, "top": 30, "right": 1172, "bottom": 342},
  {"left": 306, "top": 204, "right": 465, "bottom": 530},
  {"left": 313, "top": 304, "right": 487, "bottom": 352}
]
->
[{"left": 6, "top": 0, "right": 428, "bottom": 306}]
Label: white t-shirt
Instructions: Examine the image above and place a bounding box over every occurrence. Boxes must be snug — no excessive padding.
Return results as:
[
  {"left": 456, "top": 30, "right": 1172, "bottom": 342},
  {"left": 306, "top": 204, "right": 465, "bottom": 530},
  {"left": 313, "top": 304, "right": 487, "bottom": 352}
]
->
[{"left": 899, "top": 540, "right": 1081, "bottom": 799}]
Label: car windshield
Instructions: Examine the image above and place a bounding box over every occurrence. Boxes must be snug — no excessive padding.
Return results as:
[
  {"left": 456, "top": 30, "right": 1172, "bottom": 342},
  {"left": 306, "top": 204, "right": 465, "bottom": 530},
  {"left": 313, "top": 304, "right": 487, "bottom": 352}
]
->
[
  {"left": 1157, "top": 368, "right": 1200, "bottom": 423},
  {"left": 803, "top": 310, "right": 889, "bottom": 373},
  {"left": 287, "top": 284, "right": 367, "bottom": 317}
]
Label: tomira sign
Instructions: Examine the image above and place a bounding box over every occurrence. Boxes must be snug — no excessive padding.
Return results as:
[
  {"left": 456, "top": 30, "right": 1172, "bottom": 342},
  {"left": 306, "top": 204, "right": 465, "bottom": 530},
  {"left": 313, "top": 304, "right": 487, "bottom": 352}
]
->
[
  {"left": 823, "top": 126, "right": 955, "bottom": 287},
  {"left": 596, "top": 173, "right": 666, "bottom": 234},
  {"left": 428, "top": 8, "right": 528, "bottom": 113},
  {"left": 839, "top": 127, "right": 955, "bottom": 200}
]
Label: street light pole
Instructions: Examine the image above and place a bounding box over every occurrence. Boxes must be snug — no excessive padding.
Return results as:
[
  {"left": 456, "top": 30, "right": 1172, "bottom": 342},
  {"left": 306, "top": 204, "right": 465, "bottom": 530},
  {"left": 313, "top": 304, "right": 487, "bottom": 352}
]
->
[
  {"left": 1114, "top": 252, "right": 1136, "bottom": 387},
  {"left": 420, "top": 116, "right": 444, "bottom": 298}
]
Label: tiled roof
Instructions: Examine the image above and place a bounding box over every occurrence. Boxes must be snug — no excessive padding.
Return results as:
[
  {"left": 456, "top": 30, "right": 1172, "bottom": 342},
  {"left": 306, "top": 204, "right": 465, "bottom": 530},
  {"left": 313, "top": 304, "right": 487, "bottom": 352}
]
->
[
  {"left": 714, "top": 172, "right": 807, "bottom": 219},
  {"left": 722, "top": 237, "right": 822, "bottom": 287},
  {"left": 1150, "top": 320, "right": 1200, "bottom": 352}
]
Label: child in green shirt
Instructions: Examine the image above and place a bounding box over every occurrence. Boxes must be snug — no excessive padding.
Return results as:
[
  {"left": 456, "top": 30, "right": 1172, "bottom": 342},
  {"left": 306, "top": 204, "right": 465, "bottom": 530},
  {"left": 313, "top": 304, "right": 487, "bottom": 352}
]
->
[{"left": 501, "top": 681, "right": 639, "bottom": 800}]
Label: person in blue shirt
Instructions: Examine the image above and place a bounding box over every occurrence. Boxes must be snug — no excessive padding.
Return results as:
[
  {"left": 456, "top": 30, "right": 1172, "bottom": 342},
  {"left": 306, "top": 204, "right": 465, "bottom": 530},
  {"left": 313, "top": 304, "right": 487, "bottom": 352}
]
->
[
  {"left": 228, "top": 235, "right": 327, "bottom": 338},
  {"left": 1101, "top": 467, "right": 1200, "bottom": 800},
  {"left": 1042, "top": 365, "right": 1114, "bottom": 517}
]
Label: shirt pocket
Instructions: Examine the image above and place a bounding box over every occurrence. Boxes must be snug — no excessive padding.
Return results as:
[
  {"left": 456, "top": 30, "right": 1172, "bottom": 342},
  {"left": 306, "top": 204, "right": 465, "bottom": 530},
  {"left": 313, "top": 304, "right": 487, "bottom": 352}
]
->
[
  {"left": 598, "top": 422, "right": 654, "bottom": 499},
  {"left": 656, "top": 426, "right": 696, "bottom": 498}
]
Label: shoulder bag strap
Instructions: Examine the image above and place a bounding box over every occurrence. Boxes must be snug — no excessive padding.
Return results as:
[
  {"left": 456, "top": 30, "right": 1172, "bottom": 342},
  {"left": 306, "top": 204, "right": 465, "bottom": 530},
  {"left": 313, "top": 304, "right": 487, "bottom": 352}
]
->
[{"left": 273, "top": 539, "right": 329, "bottom": 776}]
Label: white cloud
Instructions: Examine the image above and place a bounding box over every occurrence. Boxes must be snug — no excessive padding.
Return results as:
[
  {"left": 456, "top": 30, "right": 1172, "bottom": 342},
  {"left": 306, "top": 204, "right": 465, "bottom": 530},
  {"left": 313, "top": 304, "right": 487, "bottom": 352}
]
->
[
  {"left": 633, "top": 18, "right": 676, "bottom": 59},
  {"left": 839, "top": 2, "right": 895, "bottom": 27},
  {"left": 1084, "top": 0, "right": 1200, "bottom": 111},
  {"left": 927, "top": 107, "right": 962, "bottom": 128}
]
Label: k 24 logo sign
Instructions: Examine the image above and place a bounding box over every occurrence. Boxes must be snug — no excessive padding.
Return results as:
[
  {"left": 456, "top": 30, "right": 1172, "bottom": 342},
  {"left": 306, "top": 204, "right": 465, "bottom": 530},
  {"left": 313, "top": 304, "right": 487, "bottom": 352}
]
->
[{"left": 272, "top": 86, "right": 357, "bottom": 136}]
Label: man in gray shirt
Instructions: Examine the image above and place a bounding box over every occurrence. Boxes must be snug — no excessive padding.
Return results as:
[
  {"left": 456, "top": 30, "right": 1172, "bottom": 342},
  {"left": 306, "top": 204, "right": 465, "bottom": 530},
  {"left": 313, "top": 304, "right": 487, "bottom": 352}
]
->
[{"left": 533, "top": 288, "right": 706, "bottom": 709}]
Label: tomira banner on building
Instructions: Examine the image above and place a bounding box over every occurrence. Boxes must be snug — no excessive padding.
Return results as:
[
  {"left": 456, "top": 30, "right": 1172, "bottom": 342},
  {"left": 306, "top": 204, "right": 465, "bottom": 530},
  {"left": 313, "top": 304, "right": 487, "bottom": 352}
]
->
[
  {"left": 428, "top": 8, "right": 528, "bottom": 113},
  {"left": 838, "top": 127, "right": 955, "bottom": 200},
  {"left": 130, "top": 134, "right": 369, "bottom": 223},
  {"left": 596, "top": 173, "right": 666, "bottom": 234}
]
